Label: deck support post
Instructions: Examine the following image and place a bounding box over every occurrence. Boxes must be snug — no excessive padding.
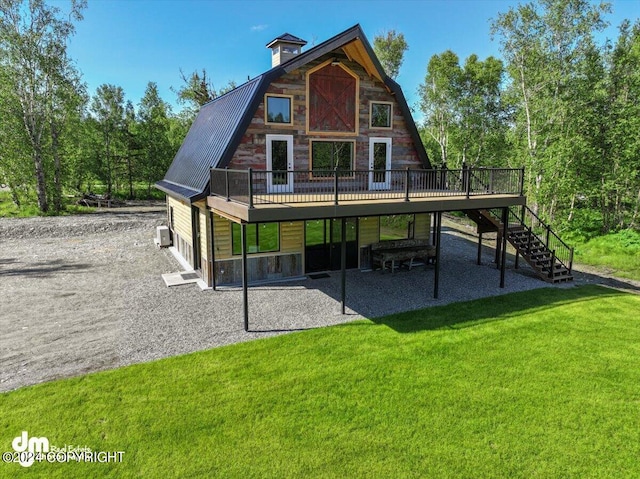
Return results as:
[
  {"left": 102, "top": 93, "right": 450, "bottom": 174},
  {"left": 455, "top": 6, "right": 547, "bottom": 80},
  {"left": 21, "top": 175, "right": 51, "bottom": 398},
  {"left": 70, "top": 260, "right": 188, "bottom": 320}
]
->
[
  {"left": 241, "top": 223, "right": 249, "bottom": 331},
  {"left": 431, "top": 214, "right": 437, "bottom": 246},
  {"left": 477, "top": 232, "right": 483, "bottom": 266},
  {"left": 341, "top": 217, "right": 347, "bottom": 314},
  {"left": 495, "top": 230, "right": 502, "bottom": 268},
  {"left": 434, "top": 211, "right": 442, "bottom": 299},
  {"left": 500, "top": 207, "right": 508, "bottom": 288}
]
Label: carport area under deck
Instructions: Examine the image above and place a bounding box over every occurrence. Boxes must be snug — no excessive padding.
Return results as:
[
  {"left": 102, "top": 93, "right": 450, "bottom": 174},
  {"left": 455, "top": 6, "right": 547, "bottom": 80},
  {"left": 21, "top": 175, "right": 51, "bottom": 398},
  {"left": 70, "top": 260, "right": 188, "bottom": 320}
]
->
[{"left": 207, "top": 192, "right": 527, "bottom": 331}]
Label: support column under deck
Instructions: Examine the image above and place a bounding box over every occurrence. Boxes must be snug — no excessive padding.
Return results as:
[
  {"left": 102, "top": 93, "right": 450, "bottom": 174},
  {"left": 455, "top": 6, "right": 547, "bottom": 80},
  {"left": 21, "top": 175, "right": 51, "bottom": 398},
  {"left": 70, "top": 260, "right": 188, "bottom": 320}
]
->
[
  {"left": 241, "top": 223, "right": 249, "bottom": 331},
  {"left": 432, "top": 214, "right": 437, "bottom": 246},
  {"left": 500, "top": 207, "right": 508, "bottom": 288},
  {"left": 434, "top": 211, "right": 442, "bottom": 299},
  {"left": 477, "top": 232, "right": 483, "bottom": 266},
  {"left": 341, "top": 217, "right": 346, "bottom": 315}
]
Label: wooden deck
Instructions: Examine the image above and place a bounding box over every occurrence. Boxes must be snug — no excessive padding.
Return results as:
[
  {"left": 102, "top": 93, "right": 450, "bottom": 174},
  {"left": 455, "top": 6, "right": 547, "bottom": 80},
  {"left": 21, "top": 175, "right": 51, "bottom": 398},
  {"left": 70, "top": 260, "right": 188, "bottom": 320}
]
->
[{"left": 208, "top": 192, "right": 526, "bottom": 223}]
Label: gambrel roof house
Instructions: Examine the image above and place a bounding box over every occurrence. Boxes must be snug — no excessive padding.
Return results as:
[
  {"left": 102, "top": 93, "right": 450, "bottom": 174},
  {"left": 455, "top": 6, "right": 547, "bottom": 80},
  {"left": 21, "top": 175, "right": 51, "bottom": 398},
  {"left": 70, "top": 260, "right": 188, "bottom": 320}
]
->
[
  {"left": 157, "top": 25, "right": 429, "bottom": 203},
  {"left": 157, "top": 25, "right": 572, "bottom": 329}
]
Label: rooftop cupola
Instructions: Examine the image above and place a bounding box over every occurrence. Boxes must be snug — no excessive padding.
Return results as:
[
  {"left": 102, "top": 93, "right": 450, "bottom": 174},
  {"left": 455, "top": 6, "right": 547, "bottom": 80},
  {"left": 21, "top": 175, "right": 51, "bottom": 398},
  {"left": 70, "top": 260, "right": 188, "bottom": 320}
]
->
[{"left": 266, "top": 33, "right": 307, "bottom": 67}]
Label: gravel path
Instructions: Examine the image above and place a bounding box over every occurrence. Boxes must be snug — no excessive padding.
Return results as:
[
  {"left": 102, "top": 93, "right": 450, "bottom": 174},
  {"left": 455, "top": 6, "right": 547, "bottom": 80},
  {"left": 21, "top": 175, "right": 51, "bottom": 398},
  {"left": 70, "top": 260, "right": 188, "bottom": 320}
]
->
[{"left": 2, "top": 210, "right": 636, "bottom": 393}]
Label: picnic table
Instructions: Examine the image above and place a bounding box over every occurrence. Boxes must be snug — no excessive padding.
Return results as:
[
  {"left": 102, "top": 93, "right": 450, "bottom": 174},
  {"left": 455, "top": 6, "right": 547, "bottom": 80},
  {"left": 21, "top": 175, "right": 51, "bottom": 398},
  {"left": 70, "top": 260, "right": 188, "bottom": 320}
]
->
[{"left": 371, "top": 239, "right": 436, "bottom": 273}]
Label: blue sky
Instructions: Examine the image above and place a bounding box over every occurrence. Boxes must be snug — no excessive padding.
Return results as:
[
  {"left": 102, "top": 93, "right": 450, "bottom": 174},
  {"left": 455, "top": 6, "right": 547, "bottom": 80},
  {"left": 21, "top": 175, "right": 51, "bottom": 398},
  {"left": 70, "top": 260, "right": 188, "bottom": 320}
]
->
[{"left": 67, "top": 0, "right": 639, "bottom": 117}]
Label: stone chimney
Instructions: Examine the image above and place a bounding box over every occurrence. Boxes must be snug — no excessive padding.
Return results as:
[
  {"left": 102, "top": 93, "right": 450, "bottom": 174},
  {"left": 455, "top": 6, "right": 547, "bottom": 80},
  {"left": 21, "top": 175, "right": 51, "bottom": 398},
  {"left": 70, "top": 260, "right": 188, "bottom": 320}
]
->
[{"left": 266, "top": 33, "right": 307, "bottom": 67}]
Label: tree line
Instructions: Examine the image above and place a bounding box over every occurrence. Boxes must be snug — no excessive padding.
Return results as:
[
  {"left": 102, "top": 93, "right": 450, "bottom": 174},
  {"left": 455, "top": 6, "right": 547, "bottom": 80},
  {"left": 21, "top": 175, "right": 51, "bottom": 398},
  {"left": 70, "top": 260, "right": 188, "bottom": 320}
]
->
[
  {"left": 0, "top": 0, "right": 226, "bottom": 214},
  {"left": 418, "top": 0, "right": 640, "bottom": 236},
  {"left": 2, "top": 0, "right": 639, "bottom": 239}
]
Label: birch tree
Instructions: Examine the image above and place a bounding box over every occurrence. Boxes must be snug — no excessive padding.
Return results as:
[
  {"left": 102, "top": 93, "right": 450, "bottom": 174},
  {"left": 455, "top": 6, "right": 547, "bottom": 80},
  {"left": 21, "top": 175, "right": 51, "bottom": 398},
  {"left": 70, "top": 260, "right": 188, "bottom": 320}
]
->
[
  {"left": 90, "top": 84, "right": 125, "bottom": 195},
  {"left": 418, "top": 50, "right": 462, "bottom": 166},
  {"left": 0, "top": 0, "right": 86, "bottom": 212},
  {"left": 373, "top": 30, "right": 408, "bottom": 80},
  {"left": 491, "top": 0, "right": 610, "bottom": 219},
  {"left": 139, "top": 82, "right": 172, "bottom": 197}
]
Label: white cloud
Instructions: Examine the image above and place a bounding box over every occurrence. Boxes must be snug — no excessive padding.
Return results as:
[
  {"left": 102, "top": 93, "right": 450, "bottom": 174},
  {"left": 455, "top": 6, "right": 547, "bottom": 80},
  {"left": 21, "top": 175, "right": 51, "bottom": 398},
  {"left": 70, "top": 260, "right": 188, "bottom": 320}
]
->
[{"left": 250, "top": 24, "right": 268, "bottom": 32}]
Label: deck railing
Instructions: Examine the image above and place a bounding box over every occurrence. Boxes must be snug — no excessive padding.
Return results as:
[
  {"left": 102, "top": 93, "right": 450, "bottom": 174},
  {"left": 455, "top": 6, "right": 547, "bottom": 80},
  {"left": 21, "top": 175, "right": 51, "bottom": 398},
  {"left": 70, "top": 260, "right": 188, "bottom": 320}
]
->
[{"left": 210, "top": 166, "right": 525, "bottom": 208}]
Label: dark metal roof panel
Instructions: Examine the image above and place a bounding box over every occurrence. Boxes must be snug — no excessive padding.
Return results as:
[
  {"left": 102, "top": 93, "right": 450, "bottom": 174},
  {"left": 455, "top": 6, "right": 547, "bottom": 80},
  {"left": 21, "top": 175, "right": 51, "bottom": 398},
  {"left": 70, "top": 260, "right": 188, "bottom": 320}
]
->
[
  {"left": 155, "top": 180, "right": 202, "bottom": 203},
  {"left": 266, "top": 33, "right": 307, "bottom": 47},
  {"left": 161, "top": 76, "right": 263, "bottom": 197}
]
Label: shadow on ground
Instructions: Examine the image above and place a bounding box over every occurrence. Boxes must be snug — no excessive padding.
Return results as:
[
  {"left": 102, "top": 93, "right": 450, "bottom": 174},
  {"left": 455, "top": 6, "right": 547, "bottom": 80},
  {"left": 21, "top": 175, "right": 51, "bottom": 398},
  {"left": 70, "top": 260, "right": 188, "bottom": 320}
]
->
[
  {"left": 0, "top": 258, "right": 91, "bottom": 278},
  {"left": 371, "top": 284, "right": 625, "bottom": 333}
]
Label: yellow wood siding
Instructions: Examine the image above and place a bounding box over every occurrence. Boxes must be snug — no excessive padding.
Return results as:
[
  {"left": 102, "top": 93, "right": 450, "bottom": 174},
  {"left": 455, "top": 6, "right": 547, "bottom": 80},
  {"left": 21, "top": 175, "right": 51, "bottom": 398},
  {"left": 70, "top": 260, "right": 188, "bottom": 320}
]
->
[
  {"left": 168, "top": 196, "right": 192, "bottom": 245},
  {"left": 359, "top": 216, "right": 380, "bottom": 247},
  {"left": 280, "top": 221, "right": 304, "bottom": 253},
  {"left": 213, "top": 214, "right": 232, "bottom": 259},
  {"left": 414, "top": 213, "right": 431, "bottom": 240},
  {"left": 199, "top": 207, "right": 209, "bottom": 261}
]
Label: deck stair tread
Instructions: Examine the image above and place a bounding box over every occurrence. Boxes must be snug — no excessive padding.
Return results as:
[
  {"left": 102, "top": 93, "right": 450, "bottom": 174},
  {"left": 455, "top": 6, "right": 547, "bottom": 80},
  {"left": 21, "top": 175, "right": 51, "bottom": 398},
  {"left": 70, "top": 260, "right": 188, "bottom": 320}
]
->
[{"left": 464, "top": 208, "right": 574, "bottom": 284}]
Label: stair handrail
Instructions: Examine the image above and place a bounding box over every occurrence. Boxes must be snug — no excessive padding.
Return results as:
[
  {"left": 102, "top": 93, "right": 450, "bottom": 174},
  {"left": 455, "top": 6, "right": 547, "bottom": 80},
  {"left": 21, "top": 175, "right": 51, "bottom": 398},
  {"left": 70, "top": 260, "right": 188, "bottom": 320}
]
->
[{"left": 508, "top": 206, "right": 574, "bottom": 274}]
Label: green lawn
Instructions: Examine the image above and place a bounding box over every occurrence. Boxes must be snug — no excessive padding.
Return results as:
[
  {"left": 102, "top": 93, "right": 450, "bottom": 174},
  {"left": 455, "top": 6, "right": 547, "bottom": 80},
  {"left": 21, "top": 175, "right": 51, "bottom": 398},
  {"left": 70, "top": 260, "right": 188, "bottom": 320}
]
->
[
  {"left": 2, "top": 285, "right": 640, "bottom": 478},
  {"left": 0, "top": 191, "right": 94, "bottom": 217},
  {"left": 573, "top": 230, "right": 640, "bottom": 281}
]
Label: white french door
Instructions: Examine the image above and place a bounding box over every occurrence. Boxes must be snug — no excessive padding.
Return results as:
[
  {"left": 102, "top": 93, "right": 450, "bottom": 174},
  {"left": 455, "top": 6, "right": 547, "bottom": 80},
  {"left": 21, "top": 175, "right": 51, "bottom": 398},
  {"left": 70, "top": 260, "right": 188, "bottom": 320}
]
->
[
  {"left": 368, "top": 138, "right": 392, "bottom": 190},
  {"left": 266, "top": 134, "right": 294, "bottom": 193}
]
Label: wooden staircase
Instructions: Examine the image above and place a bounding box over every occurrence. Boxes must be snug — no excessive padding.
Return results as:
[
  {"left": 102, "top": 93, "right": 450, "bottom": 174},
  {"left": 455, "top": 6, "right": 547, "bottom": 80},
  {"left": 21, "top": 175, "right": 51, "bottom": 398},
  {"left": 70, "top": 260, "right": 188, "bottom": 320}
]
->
[{"left": 464, "top": 207, "right": 574, "bottom": 284}]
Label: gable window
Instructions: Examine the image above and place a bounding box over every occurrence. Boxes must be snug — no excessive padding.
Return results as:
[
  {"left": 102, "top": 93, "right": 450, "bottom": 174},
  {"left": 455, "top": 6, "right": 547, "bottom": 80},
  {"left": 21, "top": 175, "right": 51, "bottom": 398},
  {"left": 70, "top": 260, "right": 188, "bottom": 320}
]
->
[
  {"left": 307, "top": 60, "right": 358, "bottom": 134},
  {"left": 310, "top": 140, "right": 354, "bottom": 177},
  {"left": 265, "top": 94, "right": 292, "bottom": 125},
  {"left": 370, "top": 101, "right": 393, "bottom": 129},
  {"left": 232, "top": 222, "right": 280, "bottom": 255}
]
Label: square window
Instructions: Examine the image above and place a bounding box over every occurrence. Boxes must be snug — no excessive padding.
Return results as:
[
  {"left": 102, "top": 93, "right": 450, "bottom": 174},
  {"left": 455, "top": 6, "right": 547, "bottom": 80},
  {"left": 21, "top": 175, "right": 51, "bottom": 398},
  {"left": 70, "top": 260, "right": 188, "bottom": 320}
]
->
[
  {"left": 371, "top": 102, "right": 392, "bottom": 128},
  {"left": 311, "top": 141, "right": 354, "bottom": 177},
  {"left": 266, "top": 95, "right": 292, "bottom": 124}
]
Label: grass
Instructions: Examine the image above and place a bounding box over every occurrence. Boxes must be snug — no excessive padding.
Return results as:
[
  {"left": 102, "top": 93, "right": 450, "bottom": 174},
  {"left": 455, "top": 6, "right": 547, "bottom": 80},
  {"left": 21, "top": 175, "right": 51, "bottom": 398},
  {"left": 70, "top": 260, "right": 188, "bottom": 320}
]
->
[
  {"left": 573, "top": 230, "right": 640, "bottom": 281},
  {"left": 2, "top": 285, "right": 640, "bottom": 477},
  {"left": 86, "top": 183, "right": 166, "bottom": 201},
  {"left": 0, "top": 191, "right": 94, "bottom": 218}
]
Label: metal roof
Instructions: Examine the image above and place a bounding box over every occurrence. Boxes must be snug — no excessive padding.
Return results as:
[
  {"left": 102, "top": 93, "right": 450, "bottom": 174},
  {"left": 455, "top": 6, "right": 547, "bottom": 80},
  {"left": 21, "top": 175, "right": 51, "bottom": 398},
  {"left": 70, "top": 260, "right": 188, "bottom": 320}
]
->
[
  {"left": 266, "top": 33, "right": 307, "bottom": 48},
  {"left": 157, "top": 76, "right": 263, "bottom": 202},
  {"left": 157, "top": 24, "right": 431, "bottom": 203}
]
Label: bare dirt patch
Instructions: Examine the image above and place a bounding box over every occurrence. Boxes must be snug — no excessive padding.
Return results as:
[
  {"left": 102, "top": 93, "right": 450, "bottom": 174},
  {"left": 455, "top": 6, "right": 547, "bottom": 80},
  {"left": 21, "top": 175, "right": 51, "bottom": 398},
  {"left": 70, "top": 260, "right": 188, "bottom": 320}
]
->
[{"left": 1, "top": 209, "right": 171, "bottom": 392}]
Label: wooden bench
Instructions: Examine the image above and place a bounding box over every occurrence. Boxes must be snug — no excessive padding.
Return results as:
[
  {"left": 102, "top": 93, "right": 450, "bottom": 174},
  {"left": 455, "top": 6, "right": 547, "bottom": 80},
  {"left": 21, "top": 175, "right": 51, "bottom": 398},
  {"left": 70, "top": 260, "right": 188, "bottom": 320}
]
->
[{"left": 371, "top": 239, "right": 436, "bottom": 273}]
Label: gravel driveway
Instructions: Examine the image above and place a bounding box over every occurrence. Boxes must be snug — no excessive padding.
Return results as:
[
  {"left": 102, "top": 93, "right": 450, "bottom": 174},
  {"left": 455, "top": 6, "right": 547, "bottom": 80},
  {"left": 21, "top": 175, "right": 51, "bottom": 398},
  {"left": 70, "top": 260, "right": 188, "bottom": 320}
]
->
[{"left": 3, "top": 209, "right": 634, "bottom": 393}]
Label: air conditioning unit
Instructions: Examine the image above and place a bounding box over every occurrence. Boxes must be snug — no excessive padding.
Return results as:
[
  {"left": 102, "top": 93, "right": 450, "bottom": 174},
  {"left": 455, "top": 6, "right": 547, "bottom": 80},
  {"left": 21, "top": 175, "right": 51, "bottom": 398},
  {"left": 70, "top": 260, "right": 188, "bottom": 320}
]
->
[{"left": 155, "top": 225, "right": 172, "bottom": 247}]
